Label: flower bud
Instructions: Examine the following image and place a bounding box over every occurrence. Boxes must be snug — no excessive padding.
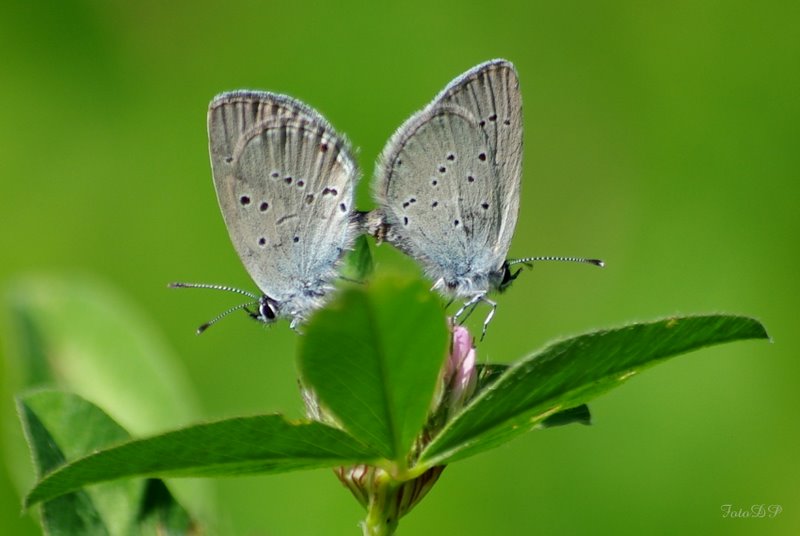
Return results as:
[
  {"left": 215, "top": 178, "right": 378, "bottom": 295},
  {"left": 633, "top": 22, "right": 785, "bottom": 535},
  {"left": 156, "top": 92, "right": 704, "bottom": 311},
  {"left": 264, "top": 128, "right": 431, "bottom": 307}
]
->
[{"left": 442, "top": 325, "right": 478, "bottom": 416}]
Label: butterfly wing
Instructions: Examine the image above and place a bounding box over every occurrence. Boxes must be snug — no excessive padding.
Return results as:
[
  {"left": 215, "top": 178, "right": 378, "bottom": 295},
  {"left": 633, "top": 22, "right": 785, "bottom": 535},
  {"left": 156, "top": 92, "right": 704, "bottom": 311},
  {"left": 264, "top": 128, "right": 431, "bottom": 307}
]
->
[
  {"left": 433, "top": 60, "right": 522, "bottom": 258},
  {"left": 375, "top": 104, "right": 501, "bottom": 290},
  {"left": 208, "top": 92, "right": 358, "bottom": 319},
  {"left": 374, "top": 60, "right": 522, "bottom": 294}
]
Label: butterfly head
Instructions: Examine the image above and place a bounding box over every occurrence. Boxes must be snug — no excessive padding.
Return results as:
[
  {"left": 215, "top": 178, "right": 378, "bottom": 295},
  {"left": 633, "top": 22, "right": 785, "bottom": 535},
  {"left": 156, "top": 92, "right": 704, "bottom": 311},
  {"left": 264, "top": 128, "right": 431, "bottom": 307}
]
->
[
  {"left": 170, "top": 282, "right": 284, "bottom": 333},
  {"left": 249, "top": 294, "right": 280, "bottom": 324},
  {"left": 495, "top": 261, "right": 526, "bottom": 293}
]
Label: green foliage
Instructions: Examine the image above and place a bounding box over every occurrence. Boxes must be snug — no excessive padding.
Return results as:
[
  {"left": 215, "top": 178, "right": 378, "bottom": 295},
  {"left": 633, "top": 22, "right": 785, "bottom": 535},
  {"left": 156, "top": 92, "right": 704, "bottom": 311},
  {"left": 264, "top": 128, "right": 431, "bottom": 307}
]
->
[
  {"left": 18, "top": 390, "right": 195, "bottom": 535},
  {"left": 341, "top": 235, "right": 375, "bottom": 282},
  {"left": 4, "top": 276, "right": 200, "bottom": 434},
  {"left": 298, "top": 277, "right": 448, "bottom": 461},
  {"left": 475, "top": 364, "right": 592, "bottom": 428},
  {"left": 18, "top": 274, "right": 768, "bottom": 535},
  {"left": 3, "top": 276, "right": 211, "bottom": 518},
  {"left": 23, "top": 411, "right": 380, "bottom": 509},
  {"left": 418, "top": 315, "right": 769, "bottom": 466}
]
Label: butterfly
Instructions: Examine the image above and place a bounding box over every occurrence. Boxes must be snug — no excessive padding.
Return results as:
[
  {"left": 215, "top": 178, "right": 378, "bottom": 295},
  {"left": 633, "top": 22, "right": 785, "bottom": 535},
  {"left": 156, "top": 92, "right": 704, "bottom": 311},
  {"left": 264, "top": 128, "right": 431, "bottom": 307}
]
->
[
  {"left": 172, "top": 91, "right": 360, "bottom": 332},
  {"left": 371, "top": 59, "right": 602, "bottom": 337}
]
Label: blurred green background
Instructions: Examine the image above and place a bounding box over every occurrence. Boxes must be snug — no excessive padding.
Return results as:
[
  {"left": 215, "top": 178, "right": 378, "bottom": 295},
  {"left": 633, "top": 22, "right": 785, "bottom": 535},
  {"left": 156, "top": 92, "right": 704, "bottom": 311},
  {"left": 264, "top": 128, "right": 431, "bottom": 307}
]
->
[{"left": 1, "top": 0, "right": 796, "bottom": 534}]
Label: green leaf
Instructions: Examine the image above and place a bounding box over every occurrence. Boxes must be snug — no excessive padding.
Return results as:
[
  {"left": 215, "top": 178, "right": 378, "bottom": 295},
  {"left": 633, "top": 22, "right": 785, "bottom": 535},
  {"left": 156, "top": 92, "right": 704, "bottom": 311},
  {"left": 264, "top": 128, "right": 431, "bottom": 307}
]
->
[
  {"left": 420, "top": 315, "right": 768, "bottom": 466},
  {"left": 4, "top": 276, "right": 201, "bottom": 433},
  {"left": 25, "top": 413, "right": 380, "bottom": 508},
  {"left": 298, "top": 276, "right": 449, "bottom": 461},
  {"left": 137, "top": 479, "right": 198, "bottom": 536},
  {"left": 474, "top": 363, "right": 508, "bottom": 392},
  {"left": 2, "top": 276, "right": 209, "bottom": 513},
  {"left": 340, "top": 235, "right": 374, "bottom": 281},
  {"left": 475, "top": 364, "right": 591, "bottom": 429},
  {"left": 18, "top": 390, "right": 195, "bottom": 535},
  {"left": 539, "top": 404, "right": 591, "bottom": 428}
]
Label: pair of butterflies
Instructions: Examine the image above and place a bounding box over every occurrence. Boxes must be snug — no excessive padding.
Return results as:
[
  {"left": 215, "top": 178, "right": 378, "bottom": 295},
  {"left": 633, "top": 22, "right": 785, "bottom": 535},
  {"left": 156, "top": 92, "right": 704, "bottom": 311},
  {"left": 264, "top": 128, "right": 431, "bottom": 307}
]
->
[{"left": 173, "top": 59, "right": 601, "bottom": 336}]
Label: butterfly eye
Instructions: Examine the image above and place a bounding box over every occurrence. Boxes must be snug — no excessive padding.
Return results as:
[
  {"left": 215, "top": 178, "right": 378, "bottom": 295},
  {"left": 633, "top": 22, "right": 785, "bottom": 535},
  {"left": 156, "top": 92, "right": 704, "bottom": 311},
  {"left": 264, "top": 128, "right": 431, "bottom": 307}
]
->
[{"left": 260, "top": 299, "right": 276, "bottom": 321}]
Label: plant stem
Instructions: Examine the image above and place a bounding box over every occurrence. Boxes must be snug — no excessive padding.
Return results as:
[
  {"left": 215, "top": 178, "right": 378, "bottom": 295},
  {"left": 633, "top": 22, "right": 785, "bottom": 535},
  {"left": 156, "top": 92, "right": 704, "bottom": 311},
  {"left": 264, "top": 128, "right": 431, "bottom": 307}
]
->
[{"left": 360, "top": 477, "right": 399, "bottom": 536}]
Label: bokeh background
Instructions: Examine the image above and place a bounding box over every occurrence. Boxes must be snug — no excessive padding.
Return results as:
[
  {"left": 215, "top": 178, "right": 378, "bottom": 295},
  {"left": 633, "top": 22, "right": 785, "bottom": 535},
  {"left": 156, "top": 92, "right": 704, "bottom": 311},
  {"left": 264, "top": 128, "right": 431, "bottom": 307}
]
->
[{"left": 1, "top": 1, "right": 797, "bottom": 534}]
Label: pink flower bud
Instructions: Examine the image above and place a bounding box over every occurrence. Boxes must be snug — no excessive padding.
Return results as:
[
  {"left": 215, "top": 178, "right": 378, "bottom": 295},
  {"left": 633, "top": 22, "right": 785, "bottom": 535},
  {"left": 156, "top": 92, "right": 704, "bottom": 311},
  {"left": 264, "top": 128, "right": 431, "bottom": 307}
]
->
[{"left": 443, "top": 325, "right": 477, "bottom": 414}]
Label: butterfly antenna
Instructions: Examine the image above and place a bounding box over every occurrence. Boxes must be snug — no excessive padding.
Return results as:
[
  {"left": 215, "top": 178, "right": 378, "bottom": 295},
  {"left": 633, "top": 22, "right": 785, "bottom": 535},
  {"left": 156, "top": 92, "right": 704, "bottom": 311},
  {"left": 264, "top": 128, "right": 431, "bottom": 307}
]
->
[
  {"left": 169, "top": 282, "right": 261, "bottom": 300},
  {"left": 195, "top": 301, "right": 259, "bottom": 334},
  {"left": 507, "top": 256, "right": 605, "bottom": 268}
]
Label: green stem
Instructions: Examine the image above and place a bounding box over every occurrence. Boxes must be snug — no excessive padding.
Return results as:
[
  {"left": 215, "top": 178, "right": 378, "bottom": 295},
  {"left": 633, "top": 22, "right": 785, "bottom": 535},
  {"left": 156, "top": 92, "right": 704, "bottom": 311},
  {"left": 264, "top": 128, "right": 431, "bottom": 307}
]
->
[{"left": 360, "top": 476, "right": 399, "bottom": 536}]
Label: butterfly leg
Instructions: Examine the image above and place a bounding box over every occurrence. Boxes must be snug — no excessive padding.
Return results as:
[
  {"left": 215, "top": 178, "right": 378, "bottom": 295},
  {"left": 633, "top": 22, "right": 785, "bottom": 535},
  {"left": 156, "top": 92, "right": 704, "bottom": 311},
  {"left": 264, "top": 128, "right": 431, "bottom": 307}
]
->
[
  {"left": 460, "top": 298, "right": 484, "bottom": 325},
  {"left": 289, "top": 316, "right": 306, "bottom": 333},
  {"left": 453, "top": 293, "right": 485, "bottom": 325},
  {"left": 452, "top": 294, "right": 497, "bottom": 340},
  {"left": 478, "top": 296, "right": 498, "bottom": 341}
]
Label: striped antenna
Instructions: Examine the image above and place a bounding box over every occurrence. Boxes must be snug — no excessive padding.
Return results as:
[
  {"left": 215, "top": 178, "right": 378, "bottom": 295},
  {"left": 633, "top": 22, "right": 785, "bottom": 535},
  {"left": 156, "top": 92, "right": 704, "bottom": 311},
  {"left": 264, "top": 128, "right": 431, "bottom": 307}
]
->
[
  {"left": 507, "top": 256, "right": 604, "bottom": 268},
  {"left": 169, "top": 282, "right": 261, "bottom": 299},
  {"left": 169, "top": 282, "right": 262, "bottom": 334},
  {"left": 195, "top": 301, "right": 259, "bottom": 334}
]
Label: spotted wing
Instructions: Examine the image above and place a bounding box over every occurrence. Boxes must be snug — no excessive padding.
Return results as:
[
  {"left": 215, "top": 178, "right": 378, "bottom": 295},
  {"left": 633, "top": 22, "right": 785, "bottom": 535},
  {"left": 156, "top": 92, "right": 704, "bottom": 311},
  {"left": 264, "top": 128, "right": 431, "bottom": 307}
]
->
[
  {"left": 374, "top": 104, "right": 501, "bottom": 286},
  {"left": 432, "top": 60, "right": 522, "bottom": 258},
  {"left": 208, "top": 92, "right": 358, "bottom": 317},
  {"left": 374, "top": 60, "right": 522, "bottom": 286}
]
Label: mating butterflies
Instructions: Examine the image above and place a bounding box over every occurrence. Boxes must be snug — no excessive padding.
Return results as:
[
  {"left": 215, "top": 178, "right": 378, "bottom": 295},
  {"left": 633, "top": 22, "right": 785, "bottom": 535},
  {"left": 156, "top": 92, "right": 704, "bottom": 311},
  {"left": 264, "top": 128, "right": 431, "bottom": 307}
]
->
[{"left": 174, "top": 59, "right": 600, "bottom": 334}]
